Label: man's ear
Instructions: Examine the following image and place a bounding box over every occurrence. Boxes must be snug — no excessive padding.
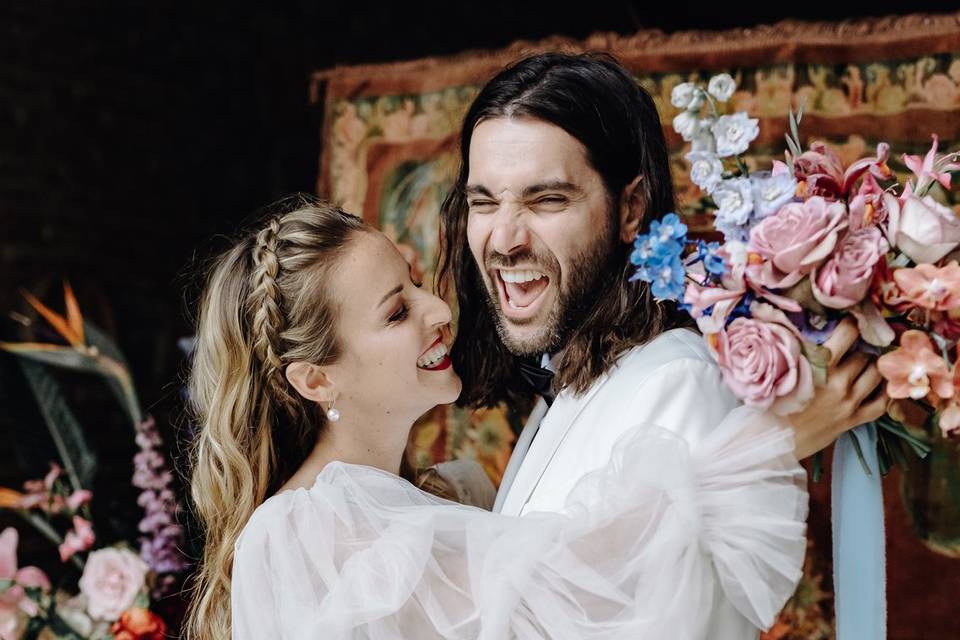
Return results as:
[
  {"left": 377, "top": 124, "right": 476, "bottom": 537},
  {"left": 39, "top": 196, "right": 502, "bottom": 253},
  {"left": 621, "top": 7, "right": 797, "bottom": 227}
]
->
[
  {"left": 285, "top": 362, "right": 337, "bottom": 404},
  {"left": 619, "top": 175, "right": 646, "bottom": 243}
]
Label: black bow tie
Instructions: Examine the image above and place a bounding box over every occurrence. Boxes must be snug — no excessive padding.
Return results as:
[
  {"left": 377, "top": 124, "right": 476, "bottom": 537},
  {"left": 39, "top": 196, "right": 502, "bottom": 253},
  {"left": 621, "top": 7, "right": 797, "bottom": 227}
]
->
[{"left": 517, "top": 357, "right": 556, "bottom": 406}]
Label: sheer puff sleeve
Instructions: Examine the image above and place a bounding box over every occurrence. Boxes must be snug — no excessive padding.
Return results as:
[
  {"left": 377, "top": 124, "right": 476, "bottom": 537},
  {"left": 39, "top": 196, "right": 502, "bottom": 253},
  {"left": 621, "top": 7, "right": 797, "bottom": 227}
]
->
[{"left": 231, "top": 406, "right": 807, "bottom": 639}]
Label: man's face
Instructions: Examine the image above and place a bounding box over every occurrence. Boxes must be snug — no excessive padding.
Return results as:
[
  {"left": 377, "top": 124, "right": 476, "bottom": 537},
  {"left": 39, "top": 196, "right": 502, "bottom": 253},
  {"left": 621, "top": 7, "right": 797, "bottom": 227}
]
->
[{"left": 466, "top": 117, "right": 616, "bottom": 356}]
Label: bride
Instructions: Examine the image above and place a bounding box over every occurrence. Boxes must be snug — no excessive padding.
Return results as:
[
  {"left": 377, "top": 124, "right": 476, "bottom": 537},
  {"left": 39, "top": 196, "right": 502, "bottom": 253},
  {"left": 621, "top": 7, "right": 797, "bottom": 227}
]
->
[{"left": 184, "top": 197, "right": 876, "bottom": 639}]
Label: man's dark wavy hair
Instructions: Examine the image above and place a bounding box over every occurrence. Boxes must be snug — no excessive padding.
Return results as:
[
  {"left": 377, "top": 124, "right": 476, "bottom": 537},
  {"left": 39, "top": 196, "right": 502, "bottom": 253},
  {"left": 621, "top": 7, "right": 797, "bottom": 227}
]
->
[{"left": 438, "top": 52, "right": 691, "bottom": 409}]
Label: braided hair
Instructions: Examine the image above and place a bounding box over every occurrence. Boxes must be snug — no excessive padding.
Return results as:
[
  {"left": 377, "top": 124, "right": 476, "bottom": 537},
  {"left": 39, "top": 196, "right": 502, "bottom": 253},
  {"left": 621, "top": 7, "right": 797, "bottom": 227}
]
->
[{"left": 185, "top": 195, "right": 368, "bottom": 640}]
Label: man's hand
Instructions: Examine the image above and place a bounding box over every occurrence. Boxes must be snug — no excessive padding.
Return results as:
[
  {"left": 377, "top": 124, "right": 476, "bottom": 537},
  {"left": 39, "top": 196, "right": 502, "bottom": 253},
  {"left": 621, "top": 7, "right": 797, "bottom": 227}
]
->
[{"left": 787, "top": 318, "right": 888, "bottom": 460}]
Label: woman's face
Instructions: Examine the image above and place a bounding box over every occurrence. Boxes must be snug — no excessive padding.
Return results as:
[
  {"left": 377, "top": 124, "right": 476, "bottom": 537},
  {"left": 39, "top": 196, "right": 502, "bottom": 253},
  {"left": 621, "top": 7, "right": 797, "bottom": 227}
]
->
[{"left": 326, "top": 230, "right": 462, "bottom": 420}]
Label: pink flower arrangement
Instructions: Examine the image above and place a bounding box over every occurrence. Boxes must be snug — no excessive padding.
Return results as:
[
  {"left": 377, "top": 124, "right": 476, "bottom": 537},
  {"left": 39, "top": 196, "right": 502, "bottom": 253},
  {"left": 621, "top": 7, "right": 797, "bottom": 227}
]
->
[{"left": 645, "top": 72, "right": 960, "bottom": 465}]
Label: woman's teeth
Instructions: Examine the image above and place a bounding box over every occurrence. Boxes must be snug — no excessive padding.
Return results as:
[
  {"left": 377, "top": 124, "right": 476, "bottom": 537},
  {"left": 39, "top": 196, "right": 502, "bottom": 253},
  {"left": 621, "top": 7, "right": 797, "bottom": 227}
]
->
[
  {"left": 499, "top": 270, "right": 545, "bottom": 284},
  {"left": 417, "top": 343, "right": 449, "bottom": 369}
]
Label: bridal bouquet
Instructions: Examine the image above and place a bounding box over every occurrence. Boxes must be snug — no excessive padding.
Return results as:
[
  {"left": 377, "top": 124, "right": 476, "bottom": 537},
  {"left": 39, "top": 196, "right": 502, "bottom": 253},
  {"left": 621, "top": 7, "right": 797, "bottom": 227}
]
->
[{"left": 632, "top": 73, "right": 960, "bottom": 475}]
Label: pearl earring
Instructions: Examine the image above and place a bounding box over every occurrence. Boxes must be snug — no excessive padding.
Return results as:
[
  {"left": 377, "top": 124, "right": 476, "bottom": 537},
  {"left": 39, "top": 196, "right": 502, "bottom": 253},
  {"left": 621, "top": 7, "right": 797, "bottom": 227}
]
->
[{"left": 326, "top": 401, "right": 340, "bottom": 423}]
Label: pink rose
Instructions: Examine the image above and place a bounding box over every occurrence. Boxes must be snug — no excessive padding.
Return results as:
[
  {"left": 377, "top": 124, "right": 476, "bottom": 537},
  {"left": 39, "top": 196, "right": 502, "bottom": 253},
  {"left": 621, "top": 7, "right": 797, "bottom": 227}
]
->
[
  {"left": 714, "top": 302, "right": 815, "bottom": 415},
  {"left": 889, "top": 195, "right": 960, "bottom": 264},
  {"left": 812, "top": 227, "right": 889, "bottom": 309},
  {"left": 79, "top": 547, "right": 148, "bottom": 621},
  {"left": 748, "top": 196, "right": 849, "bottom": 289}
]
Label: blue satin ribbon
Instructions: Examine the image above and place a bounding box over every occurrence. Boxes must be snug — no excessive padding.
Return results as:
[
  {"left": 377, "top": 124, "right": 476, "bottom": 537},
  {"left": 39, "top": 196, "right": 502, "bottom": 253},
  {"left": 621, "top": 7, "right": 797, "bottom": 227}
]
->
[{"left": 831, "top": 423, "right": 886, "bottom": 639}]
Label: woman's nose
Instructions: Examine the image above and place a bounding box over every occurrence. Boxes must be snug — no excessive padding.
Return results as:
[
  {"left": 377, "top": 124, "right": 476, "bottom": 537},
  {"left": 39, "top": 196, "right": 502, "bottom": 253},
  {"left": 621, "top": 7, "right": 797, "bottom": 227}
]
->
[{"left": 422, "top": 292, "right": 453, "bottom": 329}]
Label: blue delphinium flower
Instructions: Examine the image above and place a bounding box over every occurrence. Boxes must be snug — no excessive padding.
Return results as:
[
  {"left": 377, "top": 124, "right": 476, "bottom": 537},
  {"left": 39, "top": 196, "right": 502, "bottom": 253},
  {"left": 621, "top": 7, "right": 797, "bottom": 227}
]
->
[
  {"left": 650, "top": 253, "right": 686, "bottom": 301},
  {"left": 649, "top": 212, "right": 688, "bottom": 245},
  {"left": 696, "top": 240, "right": 726, "bottom": 277},
  {"left": 630, "top": 212, "right": 689, "bottom": 301}
]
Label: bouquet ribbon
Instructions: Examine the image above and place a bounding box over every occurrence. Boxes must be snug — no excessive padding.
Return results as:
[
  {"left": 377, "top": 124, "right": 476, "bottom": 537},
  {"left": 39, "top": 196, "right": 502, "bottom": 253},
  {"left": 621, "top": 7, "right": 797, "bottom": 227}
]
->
[{"left": 831, "top": 423, "right": 886, "bottom": 639}]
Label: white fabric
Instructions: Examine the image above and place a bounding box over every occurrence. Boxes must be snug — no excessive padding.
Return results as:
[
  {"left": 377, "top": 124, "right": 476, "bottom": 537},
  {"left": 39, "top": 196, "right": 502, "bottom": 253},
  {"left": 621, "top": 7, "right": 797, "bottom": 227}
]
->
[
  {"left": 496, "top": 328, "right": 807, "bottom": 638},
  {"left": 231, "top": 401, "right": 807, "bottom": 639}
]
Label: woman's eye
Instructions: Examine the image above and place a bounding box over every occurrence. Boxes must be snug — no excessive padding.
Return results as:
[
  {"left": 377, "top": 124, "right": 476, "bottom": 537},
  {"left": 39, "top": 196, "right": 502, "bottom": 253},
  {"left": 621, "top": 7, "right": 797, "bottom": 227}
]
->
[{"left": 389, "top": 305, "right": 409, "bottom": 323}]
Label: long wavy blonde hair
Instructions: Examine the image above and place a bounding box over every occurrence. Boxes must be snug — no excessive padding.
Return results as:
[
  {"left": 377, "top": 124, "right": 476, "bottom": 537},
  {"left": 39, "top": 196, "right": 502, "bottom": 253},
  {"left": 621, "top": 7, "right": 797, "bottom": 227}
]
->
[{"left": 183, "top": 196, "right": 368, "bottom": 640}]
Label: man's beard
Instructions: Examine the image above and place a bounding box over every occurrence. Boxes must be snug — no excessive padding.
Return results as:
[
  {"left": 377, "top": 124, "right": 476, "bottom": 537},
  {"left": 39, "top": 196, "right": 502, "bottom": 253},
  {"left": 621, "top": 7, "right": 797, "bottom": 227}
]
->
[{"left": 476, "top": 222, "right": 617, "bottom": 358}]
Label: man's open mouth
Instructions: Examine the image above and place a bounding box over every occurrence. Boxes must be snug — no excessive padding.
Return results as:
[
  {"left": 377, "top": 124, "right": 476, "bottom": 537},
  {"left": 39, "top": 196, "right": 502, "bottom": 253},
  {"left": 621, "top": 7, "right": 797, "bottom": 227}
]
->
[{"left": 495, "top": 269, "right": 552, "bottom": 320}]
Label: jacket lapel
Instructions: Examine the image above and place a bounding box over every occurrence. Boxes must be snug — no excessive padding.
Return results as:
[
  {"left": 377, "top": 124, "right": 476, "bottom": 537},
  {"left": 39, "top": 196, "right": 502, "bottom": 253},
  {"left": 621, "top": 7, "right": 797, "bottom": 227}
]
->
[
  {"left": 497, "top": 373, "right": 609, "bottom": 515},
  {"left": 493, "top": 398, "right": 548, "bottom": 512}
]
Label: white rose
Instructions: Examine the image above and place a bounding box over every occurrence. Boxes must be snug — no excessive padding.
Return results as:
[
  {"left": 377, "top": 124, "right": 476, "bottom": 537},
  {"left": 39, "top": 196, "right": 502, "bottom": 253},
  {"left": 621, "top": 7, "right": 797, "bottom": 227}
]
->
[
  {"left": 712, "top": 177, "right": 754, "bottom": 226},
  {"left": 690, "top": 117, "right": 716, "bottom": 153},
  {"left": 672, "top": 110, "right": 699, "bottom": 141},
  {"left": 711, "top": 113, "right": 760, "bottom": 158},
  {"left": 707, "top": 73, "right": 737, "bottom": 102},
  {"left": 671, "top": 82, "right": 697, "bottom": 109},
  {"left": 750, "top": 171, "right": 797, "bottom": 219},
  {"left": 686, "top": 151, "right": 724, "bottom": 193},
  {"left": 891, "top": 195, "right": 960, "bottom": 264},
  {"left": 79, "top": 547, "right": 148, "bottom": 621}
]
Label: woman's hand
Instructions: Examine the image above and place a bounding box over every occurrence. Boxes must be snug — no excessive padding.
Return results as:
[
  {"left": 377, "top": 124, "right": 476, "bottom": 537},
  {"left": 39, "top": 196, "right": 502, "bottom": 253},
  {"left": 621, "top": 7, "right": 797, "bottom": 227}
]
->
[{"left": 787, "top": 318, "right": 888, "bottom": 460}]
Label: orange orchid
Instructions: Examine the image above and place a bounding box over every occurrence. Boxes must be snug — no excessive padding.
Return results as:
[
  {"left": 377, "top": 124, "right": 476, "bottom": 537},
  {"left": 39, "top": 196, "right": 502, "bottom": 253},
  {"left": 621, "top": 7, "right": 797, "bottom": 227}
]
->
[
  {"left": 0, "top": 282, "right": 141, "bottom": 428},
  {"left": 877, "top": 330, "right": 953, "bottom": 400},
  {"left": 893, "top": 262, "right": 960, "bottom": 311}
]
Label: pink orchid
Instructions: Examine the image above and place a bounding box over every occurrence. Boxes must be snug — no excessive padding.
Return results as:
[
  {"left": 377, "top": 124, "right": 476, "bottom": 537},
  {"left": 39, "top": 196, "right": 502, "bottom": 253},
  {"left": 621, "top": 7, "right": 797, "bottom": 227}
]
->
[
  {"left": 0, "top": 527, "right": 52, "bottom": 637},
  {"left": 893, "top": 262, "right": 960, "bottom": 311},
  {"left": 59, "top": 516, "right": 96, "bottom": 562},
  {"left": 841, "top": 142, "right": 892, "bottom": 195},
  {"left": 902, "top": 134, "right": 958, "bottom": 193},
  {"left": 877, "top": 330, "right": 953, "bottom": 400}
]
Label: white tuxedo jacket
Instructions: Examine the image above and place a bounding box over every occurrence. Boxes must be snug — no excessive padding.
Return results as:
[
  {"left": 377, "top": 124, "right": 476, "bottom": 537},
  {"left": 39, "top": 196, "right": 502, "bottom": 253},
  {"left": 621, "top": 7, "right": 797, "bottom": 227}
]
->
[{"left": 494, "top": 327, "right": 765, "bottom": 639}]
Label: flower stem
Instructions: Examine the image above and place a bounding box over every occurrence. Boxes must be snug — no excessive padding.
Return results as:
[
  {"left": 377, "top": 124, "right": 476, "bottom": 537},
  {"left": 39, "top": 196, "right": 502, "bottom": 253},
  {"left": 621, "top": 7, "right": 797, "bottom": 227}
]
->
[{"left": 13, "top": 509, "right": 85, "bottom": 572}]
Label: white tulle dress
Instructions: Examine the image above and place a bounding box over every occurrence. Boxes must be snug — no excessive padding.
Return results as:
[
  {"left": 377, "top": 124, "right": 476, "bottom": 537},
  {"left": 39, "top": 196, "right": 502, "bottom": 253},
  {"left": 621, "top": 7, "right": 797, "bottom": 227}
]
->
[{"left": 231, "top": 405, "right": 807, "bottom": 639}]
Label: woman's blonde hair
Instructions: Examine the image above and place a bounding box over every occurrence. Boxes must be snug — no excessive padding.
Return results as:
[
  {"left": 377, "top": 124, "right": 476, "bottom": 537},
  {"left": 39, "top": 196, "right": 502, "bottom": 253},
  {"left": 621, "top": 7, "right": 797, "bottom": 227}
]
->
[{"left": 183, "top": 195, "right": 368, "bottom": 640}]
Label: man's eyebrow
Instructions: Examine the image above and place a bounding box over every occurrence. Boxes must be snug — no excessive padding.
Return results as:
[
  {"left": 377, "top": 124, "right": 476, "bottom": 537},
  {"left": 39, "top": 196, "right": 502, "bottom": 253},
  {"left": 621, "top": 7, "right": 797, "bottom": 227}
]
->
[
  {"left": 465, "top": 185, "right": 494, "bottom": 198},
  {"left": 521, "top": 181, "right": 582, "bottom": 198},
  {"left": 378, "top": 284, "right": 403, "bottom": 308}
]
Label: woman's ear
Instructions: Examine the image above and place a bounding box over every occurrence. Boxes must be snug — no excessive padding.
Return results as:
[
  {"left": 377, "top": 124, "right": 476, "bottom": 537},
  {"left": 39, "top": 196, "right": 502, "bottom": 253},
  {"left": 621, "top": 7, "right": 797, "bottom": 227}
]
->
[
  {"left": 285, "top": 362, "right": 337, "bottom": 404},
  {"left": 619, "top": 175, "right": 646, "bottom": 243}
]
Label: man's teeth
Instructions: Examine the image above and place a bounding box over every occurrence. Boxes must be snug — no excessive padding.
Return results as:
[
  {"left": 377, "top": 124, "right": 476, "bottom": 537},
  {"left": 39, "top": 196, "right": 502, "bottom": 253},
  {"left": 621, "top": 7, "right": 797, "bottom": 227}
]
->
[
  {"left": 417, "top": 343, "right": 449, "bottom": 369},
  {"left": 499, "top": 270, "right": 545, "bottom": 284}
]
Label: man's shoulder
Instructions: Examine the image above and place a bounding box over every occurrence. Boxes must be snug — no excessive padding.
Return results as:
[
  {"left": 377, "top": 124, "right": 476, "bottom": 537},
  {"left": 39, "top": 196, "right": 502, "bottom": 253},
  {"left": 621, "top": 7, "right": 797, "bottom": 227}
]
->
[{"left": 614, "top": 328, "right": 714, "bottom": 376}]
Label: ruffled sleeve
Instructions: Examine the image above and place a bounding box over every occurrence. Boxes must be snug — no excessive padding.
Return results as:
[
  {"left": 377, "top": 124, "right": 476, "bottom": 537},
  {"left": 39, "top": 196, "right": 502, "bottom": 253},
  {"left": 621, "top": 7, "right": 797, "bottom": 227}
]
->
[{"left": 231, "top": 405, "right": 807, "bottom": 640}]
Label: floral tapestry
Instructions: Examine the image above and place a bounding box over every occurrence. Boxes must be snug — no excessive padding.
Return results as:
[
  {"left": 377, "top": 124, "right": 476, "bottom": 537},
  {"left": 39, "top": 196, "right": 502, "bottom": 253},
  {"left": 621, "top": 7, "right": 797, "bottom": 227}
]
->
[{"left": 313, "top": 13, "right": 960, "bottom": 638}]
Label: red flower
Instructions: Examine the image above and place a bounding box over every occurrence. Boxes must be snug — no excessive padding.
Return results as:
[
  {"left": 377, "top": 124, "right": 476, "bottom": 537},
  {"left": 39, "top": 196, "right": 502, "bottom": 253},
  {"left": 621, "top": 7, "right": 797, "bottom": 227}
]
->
[{"left": 109, "top": 608, "right": 167, "bottom": 640}]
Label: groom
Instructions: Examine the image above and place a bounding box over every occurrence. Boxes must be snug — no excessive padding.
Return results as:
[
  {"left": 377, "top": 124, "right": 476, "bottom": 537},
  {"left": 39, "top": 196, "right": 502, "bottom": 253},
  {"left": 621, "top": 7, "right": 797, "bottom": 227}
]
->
[
  {"left": 439, "top": 52, "right": 697, "bottom": 515},
  {"left": 439, "top": 52, "right": 886, "bottom": 636}
]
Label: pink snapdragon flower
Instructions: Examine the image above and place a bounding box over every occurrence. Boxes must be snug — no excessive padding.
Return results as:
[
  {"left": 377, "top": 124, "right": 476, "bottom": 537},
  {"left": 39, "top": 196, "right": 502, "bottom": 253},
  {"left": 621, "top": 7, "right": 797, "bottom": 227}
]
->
[{"left": 0, "top": 527, "right": 51, "bottom": 640}]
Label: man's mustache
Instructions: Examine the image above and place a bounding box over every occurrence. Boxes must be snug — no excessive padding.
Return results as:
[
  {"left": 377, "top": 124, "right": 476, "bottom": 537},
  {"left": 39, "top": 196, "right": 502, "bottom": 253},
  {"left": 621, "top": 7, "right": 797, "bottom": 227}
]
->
[{"left": 484, "top": 250, "right": 557, "bottom": 271}]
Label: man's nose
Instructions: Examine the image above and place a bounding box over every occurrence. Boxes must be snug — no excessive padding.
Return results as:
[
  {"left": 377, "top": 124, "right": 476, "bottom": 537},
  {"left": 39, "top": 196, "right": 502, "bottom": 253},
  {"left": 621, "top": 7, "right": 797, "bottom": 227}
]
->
[{"left": 489, "top": 205, "right": 531, "bottom": 256}]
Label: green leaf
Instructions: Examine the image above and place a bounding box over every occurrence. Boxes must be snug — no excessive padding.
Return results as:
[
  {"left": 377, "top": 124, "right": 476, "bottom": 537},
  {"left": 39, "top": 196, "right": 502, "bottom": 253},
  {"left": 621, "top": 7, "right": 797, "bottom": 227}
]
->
[
  {"left": 789, "top": 109, "right": 800, "bottom": 146},
  {"left": 811, "top": 451, "right": 823, "bottom": 482},
  {"left": 847, "top": 430, "right": 873, "bottom": 476},
  {"left": 0, "top": 578, "right": 14, "bottom": 591},
  {"left": 18, "top": 360, "right": 98, "bottom": 491},
  {"left": 796, "top": 98, "right": 806, "bottom": 125},
  {"left": 134, "top": 589, "right": 151, "bottom": 609}
]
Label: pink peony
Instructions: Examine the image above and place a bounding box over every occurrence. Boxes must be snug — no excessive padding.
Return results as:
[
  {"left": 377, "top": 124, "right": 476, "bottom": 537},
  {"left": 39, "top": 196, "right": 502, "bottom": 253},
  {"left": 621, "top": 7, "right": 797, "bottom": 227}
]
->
[
  {"left": 812, "top": 227, "right": 889, "bottom": 309},
  {"left": 889, "top": 195, "right": 960, "bottom": 265},
  {"left": 714, "top": 302, "right": 815, "bottom": 415},
  {"left": 79, "top": 547, "right": 148, "bottom": 621},
  {"left": 893, "top": 261, "right": 960, "bottom": 311},
  {"left": 748, "top": 196, "right": 849, "bottom": 289},
  {"left": 877, "top": 330, "right": 953, "bottom": 400}
]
